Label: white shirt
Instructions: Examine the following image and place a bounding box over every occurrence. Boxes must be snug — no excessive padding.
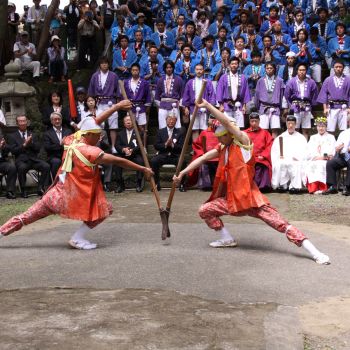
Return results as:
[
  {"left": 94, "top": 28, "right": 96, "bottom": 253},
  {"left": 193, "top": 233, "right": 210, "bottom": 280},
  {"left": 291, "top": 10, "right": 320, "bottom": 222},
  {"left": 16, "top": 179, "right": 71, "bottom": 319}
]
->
[
  {"left": 0, "top": 110, "right": 6, "bottom": 125},
  {"left": 229, "top": 72, "right": 238, "bottom": 101},
  {"left": 54, "top": 127, "right": 62, "bottom": 142},
  {"left": 194, "top": 77, "right": 203, "bottom": 99},
  {"left": 100, "top": 71, "right": 109, "bottom": 90},
  {"left": 336, "top": 128, "right": 350, "bottom": 154},
  {"left": 297, "top": 79, "right": 306, "bottom": 99},
  {"left": 19, "top": 130, "right": 28, "bottom": 140},
  {"left": 167, "top": 127, "right": 174, "bottom": 137},
  {"left": 130, "top": 78, "right": 139, "bottom": 93},
  {"left": 126, "top": 129, "right": 133, "bottom": 143},
  {"left": 14, "top": 42, "right": 36, "bottom": 64}
]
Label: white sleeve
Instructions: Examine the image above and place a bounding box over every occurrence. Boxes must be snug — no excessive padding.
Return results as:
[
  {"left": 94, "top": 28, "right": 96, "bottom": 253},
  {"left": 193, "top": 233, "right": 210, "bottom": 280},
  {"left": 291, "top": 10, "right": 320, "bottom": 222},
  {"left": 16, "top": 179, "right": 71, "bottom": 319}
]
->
[
  {"left": 0, "top": 110, "right": 6, "bottom": 125},
  {"left": 240, "top": 147, "right": 252, "bottom": 163}
]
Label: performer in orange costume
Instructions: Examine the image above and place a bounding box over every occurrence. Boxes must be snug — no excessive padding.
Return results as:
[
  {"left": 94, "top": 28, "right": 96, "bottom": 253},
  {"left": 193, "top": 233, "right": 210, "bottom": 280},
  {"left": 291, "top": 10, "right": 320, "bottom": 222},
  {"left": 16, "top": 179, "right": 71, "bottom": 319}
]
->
[
  {"left": 174, "top": 100, "right": 330, "bottom": 265},
  {"left": 0, "top": 101, "right": 153, "bottom": 249}
]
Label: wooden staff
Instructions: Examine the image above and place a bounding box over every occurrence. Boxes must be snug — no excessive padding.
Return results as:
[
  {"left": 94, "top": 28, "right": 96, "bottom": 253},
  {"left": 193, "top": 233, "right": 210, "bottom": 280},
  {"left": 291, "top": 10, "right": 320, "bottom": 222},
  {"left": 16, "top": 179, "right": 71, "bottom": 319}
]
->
[
  {"left": 118, "top": 81, "right": 169, "bottom": 238},
  {"left": 165, "top": 80, "right": 208, "bottom": 221}
]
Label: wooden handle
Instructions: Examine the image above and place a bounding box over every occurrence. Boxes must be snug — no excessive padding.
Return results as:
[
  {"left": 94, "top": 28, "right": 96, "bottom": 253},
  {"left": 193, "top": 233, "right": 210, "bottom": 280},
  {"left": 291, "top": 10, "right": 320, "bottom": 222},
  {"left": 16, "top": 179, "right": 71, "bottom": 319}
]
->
[
  {"left": 279, "top": 136, "right": 283, "bottom": 158},
  {"left": 166, "top": 80, "right": 208, "bottom": 211},
  {"left": 118, "top": 80, "right": 162, "bottom": 209}
]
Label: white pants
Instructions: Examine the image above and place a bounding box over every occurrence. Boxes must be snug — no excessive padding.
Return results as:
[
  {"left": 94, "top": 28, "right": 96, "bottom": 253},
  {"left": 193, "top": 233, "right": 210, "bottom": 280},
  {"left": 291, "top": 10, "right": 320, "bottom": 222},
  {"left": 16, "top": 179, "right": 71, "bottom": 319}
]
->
[
  {"left": 295, "top": 111, "right": 312, "bottom": 129},
  {"left": 158, "top": 108, "right": 181, "bottom": 129},
  {"left": 272, "top": 159, "right": 305, "bottom": 190},
  {"left": 260, "top": 111, "right": 281, "bottom": 129},
  {"left": 327, "top": 108, "right": 348, "bottom": 132},
  {"left": 330, "top": 66, "right": 350, "bottom": 77},
  {"left": 135, "top": 112, "right": 147, "bottom": 126},
  {"left": 191, "top": 110, "right": 208, "bottom": 130},
  {"left": 15, "top": 58, "right": 40, "bottom": 77},
  {"left": 224, "top": 110, "right": 244, "bottom": 128},
  {"left": 97, "top": 103, "right": 118, "bottom": 129},
  {"left": 310, "top": 63, "right": 321, "bottom": 83}
]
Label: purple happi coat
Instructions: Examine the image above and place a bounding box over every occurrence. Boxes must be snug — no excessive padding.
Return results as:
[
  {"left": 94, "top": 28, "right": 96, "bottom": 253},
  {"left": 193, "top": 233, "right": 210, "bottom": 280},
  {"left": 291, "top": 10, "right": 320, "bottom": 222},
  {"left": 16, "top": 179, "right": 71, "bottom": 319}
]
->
[
  {"left": 182, "top": 78, "right": 216, "bottom": 114},
  {"left": 88, "top": 70, "right": 119, "bottom": 105},
  {"left": 317, "top": 75, "right": 350, "bottom": 108},
  {"left": 284, "top": 77, "right": 318, "bottom": 112},
  {"left": 155, "top": 75, "right": 184, "bottom": 110},
  {"left": 254, "top": 76, "right": 285, "bottom": 116},
  {"left": 216, "top": 73, "right": 251, "bottom": 111},
  {"left": 124, "top": 78, "right": 151, "bottom": 114}
]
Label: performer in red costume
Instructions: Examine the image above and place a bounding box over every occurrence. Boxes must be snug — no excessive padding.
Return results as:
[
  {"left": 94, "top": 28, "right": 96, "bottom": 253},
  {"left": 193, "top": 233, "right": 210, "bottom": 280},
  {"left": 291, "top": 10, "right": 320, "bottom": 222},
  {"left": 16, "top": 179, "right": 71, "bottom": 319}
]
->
[
  {"left": 244, "top": 112, "right": 273, "bottom": 192},
  {"left": 0, "top": 101, "right": 153, "bottom": 250},
  {"left": 173, "top": 99, "right": 330, "bottom": 264}
]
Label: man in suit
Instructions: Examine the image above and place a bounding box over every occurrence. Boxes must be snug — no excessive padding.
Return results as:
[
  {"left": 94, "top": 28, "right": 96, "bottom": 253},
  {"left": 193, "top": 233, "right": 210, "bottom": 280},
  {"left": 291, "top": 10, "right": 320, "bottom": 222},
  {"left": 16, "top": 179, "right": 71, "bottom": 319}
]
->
[
  {"left": 43, "top": 112, "right": 72, "bottom": 179},
  {"left": 114, "top": 114, "right": 144, "bottom": 193},
  {"left": 7, "top": 115, "right": 51, "bottom": 198},
  {"left": 150, "top": 114, "right": 186, "bottom": 191}
]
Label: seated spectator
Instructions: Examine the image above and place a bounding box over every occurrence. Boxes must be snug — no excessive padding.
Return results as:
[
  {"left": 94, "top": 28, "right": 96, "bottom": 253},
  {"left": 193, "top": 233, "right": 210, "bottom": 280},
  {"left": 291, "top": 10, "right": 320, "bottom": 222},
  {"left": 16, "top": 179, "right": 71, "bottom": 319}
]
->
[
  {"left": 192, "top": 0, "right": 211, "bottom": 23},
  {"left": 112, "top": 35, "right": 137, "bottom": 79},
  {"left": 165, "top": 0, "right": 188, "bottom": 29},
  {"left": 150, "top": 114, "right": 185, "bottom": 191},
  {"left": 111, "top": 15, "right": 128, "bottom": 45},
  {"left": 42, "top": 91, "right": 71, "bottom": 130},
  {"left": 242, "top": 20, "right": 263, "bottom": 52},
  {"left": 309, "top": 26, "right": 327, "bottom": 87},
  {"left": 183, "top": 21, "right": 202, "bottom": 53},
  {"left": 328, "top": 23, "right": 350, "bottom": 76},
  {"left": 271, "top": 115, "right": 307, "bottom": 194},
  {"left": 243, "top": 51, "right": 266, "bottom": 94},
  {"left": 187, "top": 115, "right": 219, "bottom": 190},
  {"left": 47, "top": 35, "right": 67, "bottom": 83},
  {"left": 169, "top": 36, "right": 186, "bottom": 63},
  {"left": 129, "top": 30, "right": 147, "bottom": 63},
  {"left": 77, "top": 10, "right": 100, "bottom": 69},
  {"left": 81, "top": 95, "right": 98, "bottom": 120},
  {"left": 172, "top": 14, "right": 186, "bottom": 40},
  {"left": 288, "top": 8, "right": 310, "bottom": 43},
  {"left": 232, "top": 36, "right": 251, "bottom": 73},
  {"left": 261, "top": 35, "right": 281, "bottom": 65},
  {"left": 208, "top": 9, "right": 231, "bottom": 37},
  {"left": 151, "top": 18, "right": 175, "bottom": 58},
  {"left": 140, "top": 45, "right": 165, "bottom": 78},
  {"left": 115, "top": 114, "right": 145, "bottom": 193},
  {"left": 127, "top": 12, "right": 152, "bottom": 42},
  {"left": 323, "top": 124, "right": 350, "bottom": 196},
  {"left": 7, "top": 115, "right": 50, "bottom": 198},
  {"left": 43, "top": 112, "right": 72, "bottom": 179},
  {"left": 174, "top": 43, "right": 196, "bottom": 83},
  {"left": 232, "top": 9, "right": 250, "bottom": 39},
  {"left": 74, "top": 86, "right": 87, "bottom": 125},
  {"left": 0, "top": 113, "right": 17, "bottom": 199},
  {"left": 211, "top": 47, "right": 231, "bottom": 83},
  {"left": 244, "top": 112, "right": 273, "bottom": 192},
  {"left": 195, "top": 35, "right": 222, "bottom": 79},
  {"left": 260, "top": 5, "right": 287, "bottom": 37},
  {"left": 305, "top": 117, "right": 336, "bottom": 194},
  {"left": 13, "top": 31, "right": 40, "bottom": 80},
  {"left": 195, "top": 11, "right": 210, "bottom": 39},
  {"left": 213, "top": 26, "right": 234, "bottom": 52},
  {"left": 312, "top": 7, "right": 336, "bottom": 41},
  {"left": 277, "top": 51, "right": 297, "bottom": 83},
  {"left": 271, "top": 20, "right": 292, "bottom": 64}
]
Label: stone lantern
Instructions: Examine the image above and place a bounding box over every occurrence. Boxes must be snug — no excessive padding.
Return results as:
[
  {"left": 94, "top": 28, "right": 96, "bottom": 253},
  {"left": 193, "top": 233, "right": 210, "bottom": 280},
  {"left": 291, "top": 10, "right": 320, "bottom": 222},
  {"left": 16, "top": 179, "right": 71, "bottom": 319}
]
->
[{"left": 0, "top": 61, "right": 36, "bottom": 128}]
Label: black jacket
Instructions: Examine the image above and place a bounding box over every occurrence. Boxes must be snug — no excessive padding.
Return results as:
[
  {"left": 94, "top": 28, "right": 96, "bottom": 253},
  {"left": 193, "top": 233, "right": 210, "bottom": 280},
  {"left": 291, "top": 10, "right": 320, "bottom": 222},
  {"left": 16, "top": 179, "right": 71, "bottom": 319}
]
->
[
  {"left": 7, "top": 130, "right": 42, "bottom": 163},
  {"left": 116, "top": 128, "right": 142, "bottom": 157},
  {"left": 43, "top": 127, "right": 72, "bottom": 160},
  {"left": 42, "top": 106, "right": 71, "bottom": 130},
  {"left": 154, "top": 127, "right": 184, "bottom": 156}
]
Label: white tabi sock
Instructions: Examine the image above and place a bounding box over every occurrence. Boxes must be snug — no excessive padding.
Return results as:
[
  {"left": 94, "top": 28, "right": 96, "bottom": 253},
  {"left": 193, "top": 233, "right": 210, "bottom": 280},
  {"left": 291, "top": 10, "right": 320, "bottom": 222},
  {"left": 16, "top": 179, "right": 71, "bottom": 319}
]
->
[
  {"left": 302, "top": 239, "right": 322, "bottom": 258},
  {"left": 218, "top": 227, "right": 234, "bottom": 242},
  {"left": 0, "top": 233, "right": 4, "bottom": 239},
  {"left": 71, "top": 223, "right": 92, "bottom": 243}
]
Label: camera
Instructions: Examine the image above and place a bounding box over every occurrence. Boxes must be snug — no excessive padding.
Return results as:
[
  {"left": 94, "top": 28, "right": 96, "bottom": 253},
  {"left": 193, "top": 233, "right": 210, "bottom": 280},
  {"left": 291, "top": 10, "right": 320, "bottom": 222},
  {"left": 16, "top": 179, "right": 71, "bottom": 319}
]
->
[{"left": 85, "top": 11, "right": 93, "bottom": 21}]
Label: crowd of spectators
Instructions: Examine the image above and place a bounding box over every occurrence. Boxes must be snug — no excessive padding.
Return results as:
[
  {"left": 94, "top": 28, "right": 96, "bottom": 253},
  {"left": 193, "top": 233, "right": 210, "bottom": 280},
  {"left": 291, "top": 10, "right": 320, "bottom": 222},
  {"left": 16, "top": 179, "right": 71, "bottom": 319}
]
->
[{"left": 1, "top": 0, "right": 350, "bottom": 199}]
